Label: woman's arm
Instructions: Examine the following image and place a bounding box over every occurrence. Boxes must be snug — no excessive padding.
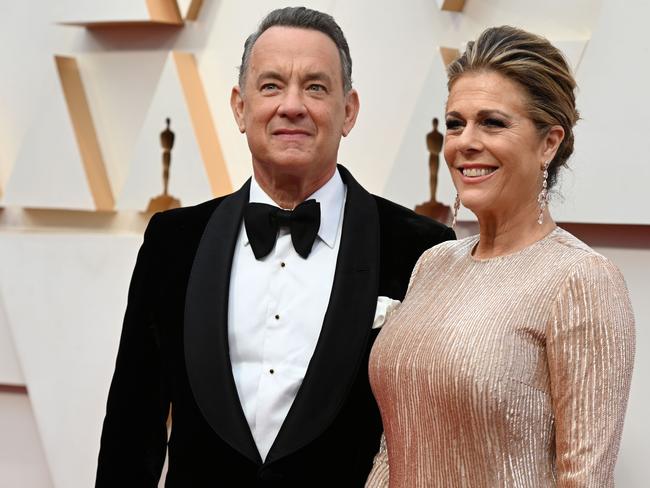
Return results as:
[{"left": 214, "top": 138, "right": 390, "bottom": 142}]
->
[{"left": 547, "top": 254, "right": 635, "bottom": 487}]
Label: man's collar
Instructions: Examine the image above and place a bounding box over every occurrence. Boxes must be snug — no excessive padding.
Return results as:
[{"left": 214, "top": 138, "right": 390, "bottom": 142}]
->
[{"left": 246, "top": 168, "right": 345, "bottom": 249}]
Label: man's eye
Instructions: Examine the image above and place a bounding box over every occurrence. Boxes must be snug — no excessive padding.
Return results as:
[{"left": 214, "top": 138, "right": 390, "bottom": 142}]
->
[
  {"left": 307, "top": 84, "right": 326, "bottom": 92},
  {"left": 261, "top": 83, "right": 279, "bottom": 91}
]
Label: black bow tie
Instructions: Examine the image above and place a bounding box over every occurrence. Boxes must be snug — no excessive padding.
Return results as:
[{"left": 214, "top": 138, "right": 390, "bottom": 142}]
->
[{"left": 244, "top": 199, "right": 321, "bottom": 259}]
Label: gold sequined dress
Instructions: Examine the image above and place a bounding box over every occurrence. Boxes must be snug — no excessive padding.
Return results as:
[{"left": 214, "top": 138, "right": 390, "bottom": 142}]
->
[{"left": 366, "top": 227, "right": 635, "bottom": 487}]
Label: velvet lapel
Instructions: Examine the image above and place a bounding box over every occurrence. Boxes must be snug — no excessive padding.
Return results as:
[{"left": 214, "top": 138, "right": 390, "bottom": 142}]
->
[
  {"left": 184, "top": 180, "right": 262, "bottom": 465},
  {"left": 266, "top": 165, "right": 381, "bottom": 463}
]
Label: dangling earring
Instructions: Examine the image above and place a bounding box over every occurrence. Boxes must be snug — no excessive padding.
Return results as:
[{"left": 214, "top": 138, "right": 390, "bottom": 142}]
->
[
  {"left": 451, "top": 193, "right": 461, "bottom": 228},
  {"left": 537, "top": 161, "right": 550, "bottom": 225}
]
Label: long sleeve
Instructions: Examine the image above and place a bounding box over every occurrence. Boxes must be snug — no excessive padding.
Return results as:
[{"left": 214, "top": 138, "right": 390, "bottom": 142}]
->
[
  {"left": 365, "top": 432, "right": 389, "bottom": 487},
  {"left": 547, "top": 254, "right": 635, "bottom": 487},
  {"left": 96, "top": 213, "right": 170, "bottom": 487}
]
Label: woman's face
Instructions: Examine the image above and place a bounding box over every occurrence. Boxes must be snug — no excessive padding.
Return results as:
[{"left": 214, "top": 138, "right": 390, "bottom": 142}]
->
[{"left": 444, "top": 71, "right": 561, "bottom": 221}]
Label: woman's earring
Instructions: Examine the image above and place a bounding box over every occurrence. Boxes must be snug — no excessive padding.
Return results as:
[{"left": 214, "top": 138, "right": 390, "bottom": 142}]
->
[
  {"left": 451, "top": 193, "right": 461, "bottom": 228},
  {"left": 537, "top": 161, "right": 550, "bottom": 225}
]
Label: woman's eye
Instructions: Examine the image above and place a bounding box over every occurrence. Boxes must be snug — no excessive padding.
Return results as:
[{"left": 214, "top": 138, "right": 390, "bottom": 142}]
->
[
  {"left": 445, "top": 119, "right": 463, "bottom": 131},
  {"left": 483, "top": 118, "right": 506, "bottom": 128}
]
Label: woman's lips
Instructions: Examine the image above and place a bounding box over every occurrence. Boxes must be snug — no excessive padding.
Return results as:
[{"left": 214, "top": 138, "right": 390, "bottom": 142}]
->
[{"left": 457, "top": 165, "right": 498, "bottom": 184}]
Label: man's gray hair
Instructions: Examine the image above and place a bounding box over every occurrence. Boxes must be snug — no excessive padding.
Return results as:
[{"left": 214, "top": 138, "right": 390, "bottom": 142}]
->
[{"left": 238, "top": 7, "right": 353, "bottom": 92}]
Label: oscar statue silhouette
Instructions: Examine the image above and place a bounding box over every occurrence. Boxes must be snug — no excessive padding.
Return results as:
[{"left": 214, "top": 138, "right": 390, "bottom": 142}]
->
[
  {"left": 415, "top": 118, "right": 451, "bottom": 224},
  {"left": 147, "top": 118, "right": 181, "bottom": 212}
]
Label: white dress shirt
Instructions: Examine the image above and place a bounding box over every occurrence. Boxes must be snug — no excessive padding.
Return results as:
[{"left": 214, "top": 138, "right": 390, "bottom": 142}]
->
[{"left": 228, "top": 169, "right": 346, "bottom": 461}]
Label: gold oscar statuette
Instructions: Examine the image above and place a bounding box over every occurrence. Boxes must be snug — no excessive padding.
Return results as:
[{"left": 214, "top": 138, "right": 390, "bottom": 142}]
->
[
  {"left": 147, "top": 117, "right": 181, "bottom": 212},
  {"left": 415, "top": 117, "right": 452, "bottom": 224}
]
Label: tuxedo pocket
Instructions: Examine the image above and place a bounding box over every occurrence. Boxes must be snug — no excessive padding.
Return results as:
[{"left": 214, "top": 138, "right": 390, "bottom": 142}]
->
[{"left": 372, "top": 296, "right": 401, "bottom": 329}]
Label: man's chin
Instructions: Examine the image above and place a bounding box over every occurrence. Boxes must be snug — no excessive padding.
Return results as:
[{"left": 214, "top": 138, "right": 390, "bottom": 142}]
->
[
  {"left": 252, "top": 157, "right": 338, "bottom": 182},
  {"left": 256, "top": 152, "right": 313, "bottom": 168}
]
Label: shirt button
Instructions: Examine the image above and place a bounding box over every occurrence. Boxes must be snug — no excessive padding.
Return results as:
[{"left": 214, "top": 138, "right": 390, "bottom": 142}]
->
[
  {"left": 275, "top": 314, "right": 280, "bottom": 320},
  {"left": 269, "top": 369, "right": 275, "bottom": 374},
  {"left": 280, "top": 262, "right": 286, "bottom": 268}
]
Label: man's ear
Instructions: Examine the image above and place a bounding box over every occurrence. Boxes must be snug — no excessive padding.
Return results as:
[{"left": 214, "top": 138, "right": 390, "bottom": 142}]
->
[
  {"left": 341, "top": 88, "right": 360, "bottom": 137},
  {"left": 230, "top": 86, "right": 246, "bottom": 133}
]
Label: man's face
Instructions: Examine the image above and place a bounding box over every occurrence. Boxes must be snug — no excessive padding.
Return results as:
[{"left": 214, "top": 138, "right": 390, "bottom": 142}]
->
[{"left": 231, "top": 26, "right": 359, "bottom": 181}]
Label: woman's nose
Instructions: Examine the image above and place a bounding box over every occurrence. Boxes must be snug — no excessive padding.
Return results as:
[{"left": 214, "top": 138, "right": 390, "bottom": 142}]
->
[{"left": 456, "top": 123, "right": 484, "bottom": 154}]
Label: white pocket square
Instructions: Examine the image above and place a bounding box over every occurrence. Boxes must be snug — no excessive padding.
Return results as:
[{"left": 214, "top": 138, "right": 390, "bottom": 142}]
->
[{"left": 372, "top": 296, "right": 401, "bottom": 329}]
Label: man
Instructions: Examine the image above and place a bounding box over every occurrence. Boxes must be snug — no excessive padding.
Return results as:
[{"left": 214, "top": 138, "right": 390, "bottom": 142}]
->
[{"left": 96, "top": 7, "right": 454, "bottom": 487}]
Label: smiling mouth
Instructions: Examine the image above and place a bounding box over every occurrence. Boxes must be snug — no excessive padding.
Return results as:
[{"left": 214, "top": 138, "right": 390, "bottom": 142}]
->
[
  {"left": 460, "top": 167, "right": 497, "bottom": 177},
  {"left": 274, "top": 129, "right": 311, "bottom": 136}
]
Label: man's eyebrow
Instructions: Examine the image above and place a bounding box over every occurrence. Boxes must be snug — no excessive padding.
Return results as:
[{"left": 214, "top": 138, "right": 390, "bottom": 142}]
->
[
  {"left": 303, "top": 71, "right": 333, "bottom": 84},
  {"left": 255, "top": 70, "right": 284, "bottom": 82},
  {"left": 254, "top": 70, "right": 335, "bottom": 86}
]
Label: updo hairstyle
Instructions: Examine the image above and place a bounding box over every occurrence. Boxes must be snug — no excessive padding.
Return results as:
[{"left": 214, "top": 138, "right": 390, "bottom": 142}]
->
[{"left": 447, "top": 26, "right": 579, "bottom": 189}]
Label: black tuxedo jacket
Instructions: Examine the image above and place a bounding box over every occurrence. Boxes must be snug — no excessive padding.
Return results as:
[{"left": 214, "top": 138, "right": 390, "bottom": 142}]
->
[{"left": 96, "top": 166, "right": 454, "bottom": 487}]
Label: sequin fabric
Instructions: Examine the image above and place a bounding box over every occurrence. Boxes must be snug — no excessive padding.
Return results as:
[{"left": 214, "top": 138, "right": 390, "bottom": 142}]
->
[{"left": 366, "top": 227, "right": 635, "bottom": 487}]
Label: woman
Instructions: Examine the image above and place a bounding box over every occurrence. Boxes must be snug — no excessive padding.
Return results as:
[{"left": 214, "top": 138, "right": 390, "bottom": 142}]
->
[{"left": 366, "top": 26, "right": 635, "bottom": 487}]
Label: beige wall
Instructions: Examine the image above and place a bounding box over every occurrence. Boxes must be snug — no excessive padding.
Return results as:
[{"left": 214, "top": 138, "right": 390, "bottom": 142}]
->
[
  {"left": 1, "top": 1, "right": 648, "bottom": 487},
  {"left": 0, "top": 390, "right": 53, "bottom": 488}
]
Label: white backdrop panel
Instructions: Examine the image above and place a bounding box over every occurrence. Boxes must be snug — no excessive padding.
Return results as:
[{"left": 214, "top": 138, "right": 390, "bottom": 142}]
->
[
  {"left": 554, "top": 0, "right": 650, "bottom": 224},
  {"left": 56, "top": 0, "right": 152, "bottom": 23},
  {"left": 601, "top": 246, "right": 650, "bottom": 486},
  {"left": 0, "top": 233, "right": 142, "bottom": 488},
  {"left": 0, "top": 392, "right": 54, "bottom": 488},
  {"left": 79, "top": 51, "right": 169, "bottom": 198},
  {"left": 1, "top": 1, "right": 649, "bottom": 486},
  {"left": 118, "top": 52, "right": 213, "bottom": 209},
  {"left": 3, "top": 0, "right": 649, "bottom": 222},
  {"left": 0, "top": 293, "right": 24, "bottom": 385}
]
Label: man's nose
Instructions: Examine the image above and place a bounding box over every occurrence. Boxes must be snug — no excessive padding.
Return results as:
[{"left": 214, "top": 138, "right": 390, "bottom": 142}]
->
[{"left": 277, "top": 86, "right": 306, "bottom": 119}]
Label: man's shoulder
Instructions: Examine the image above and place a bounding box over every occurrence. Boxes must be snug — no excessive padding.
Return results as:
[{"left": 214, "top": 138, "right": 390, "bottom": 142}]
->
[
  {"left": 145, "top": 196, "right": 229, "bottom": 240},
  {"left": 372, "top": 194, "right": 454, "bottom": 241}
]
